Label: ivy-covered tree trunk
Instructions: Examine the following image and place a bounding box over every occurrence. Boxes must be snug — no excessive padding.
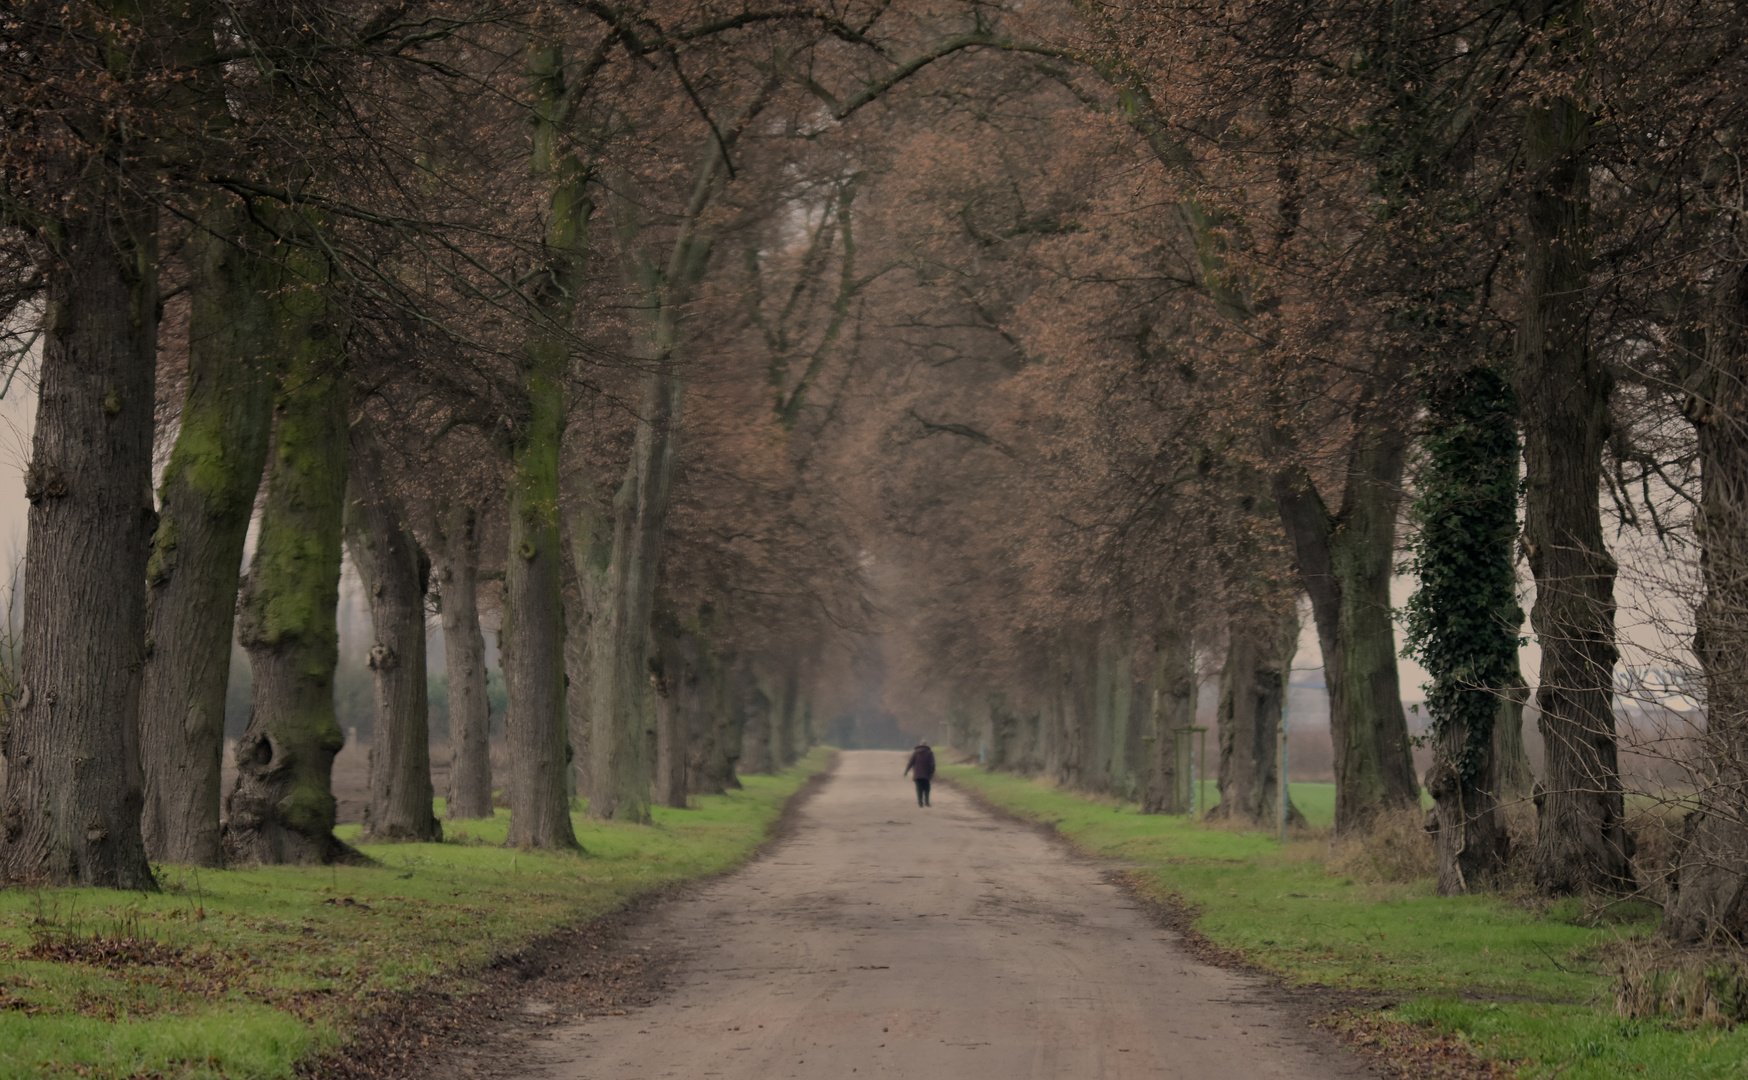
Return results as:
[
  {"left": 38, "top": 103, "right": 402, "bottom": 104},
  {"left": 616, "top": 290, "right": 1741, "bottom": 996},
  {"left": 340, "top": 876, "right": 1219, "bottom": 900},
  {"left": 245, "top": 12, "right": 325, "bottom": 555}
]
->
[
  {"left": 222, "top": 261, "right": 356, "bottom": 867},
  {"left": 1142, "top": 598, "right": 1197, "bottom": 814},
  {"left": 0, "top": 184, "right": 158, "bottom": 890},
  {"left": 1214, "top": 603, "right": 1302, "bottom": 826},
  {"left": 1664, "top": 252, "right": 1748, "bottom": 941},
  {"left": 1406, "top": 363, "right": 1520, "bottom": 894},
  {"left": 138, "top": 198, "right": 279, "bottom": 868},
  {"left": 436, "top": 500, "right": 493, "bottom": 820},
  {"left": 344, "top": 420, "right": 439, "bottom": 843},
  {"left": 1273, "top": 425, "right": 1421, "bottom": 833},
  {"left": 1515, "top": 86, "right": 1632, "bottom": 895}
]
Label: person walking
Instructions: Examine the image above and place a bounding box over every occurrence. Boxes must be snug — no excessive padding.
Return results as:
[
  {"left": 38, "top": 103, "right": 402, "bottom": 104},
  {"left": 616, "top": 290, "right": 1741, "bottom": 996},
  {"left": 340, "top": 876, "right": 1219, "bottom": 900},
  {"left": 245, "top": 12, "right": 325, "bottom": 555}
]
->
[{"left": 904, "top": 742, "right": 936, "bottom": 807}]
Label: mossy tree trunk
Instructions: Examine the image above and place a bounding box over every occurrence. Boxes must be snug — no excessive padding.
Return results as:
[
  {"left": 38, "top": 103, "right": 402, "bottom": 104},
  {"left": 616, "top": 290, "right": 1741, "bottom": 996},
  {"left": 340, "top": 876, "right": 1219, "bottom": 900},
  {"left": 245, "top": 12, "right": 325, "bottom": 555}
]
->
[
  {"left": 500, "top": 35, "right": 592, "bottom": 851},
  {"left": 436, "top": 500, "right": 493, "bottom": 820},
  {"left": 0, "top": 178, "right": 158, "bottom": 890},
  {"left": 222, "top": 252, "right": 356, "bottom": 867},
  {"left": 1273, "top": 422, "right": 1421, "bottom": 834},
  {"left": 138, "top": 213, "right": 280, "bottom": 868},
  {"left": 503, "top": 352, "right": 578, "bottom": 849},
  {"left": 1515, "top": 74, "right": 1632, "bottom": 895},
  {"left": 344, "top": 419, "right": 439, "bottom": 843},
  {"left": 1214, "top": 603, "right": 1302, "bottom": 827}
]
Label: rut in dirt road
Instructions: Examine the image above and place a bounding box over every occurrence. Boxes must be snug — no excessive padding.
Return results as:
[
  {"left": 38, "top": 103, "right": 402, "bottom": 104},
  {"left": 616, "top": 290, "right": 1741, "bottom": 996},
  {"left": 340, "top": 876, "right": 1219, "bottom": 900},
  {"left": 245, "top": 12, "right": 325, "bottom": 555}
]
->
[{"left": 521, "top": 751, "right": 1384, "bottom": 1080}]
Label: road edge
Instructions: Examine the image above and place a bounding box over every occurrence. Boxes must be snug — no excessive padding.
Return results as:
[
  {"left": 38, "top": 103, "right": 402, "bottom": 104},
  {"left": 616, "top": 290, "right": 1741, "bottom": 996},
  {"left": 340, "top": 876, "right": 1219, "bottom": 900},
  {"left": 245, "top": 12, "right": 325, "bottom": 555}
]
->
[
  {"left": 936, "top": 769, "right": 1517, "bottom": 1080},
  {"left": 295, "top": 750, "right": 843, "bottom": 1080}
]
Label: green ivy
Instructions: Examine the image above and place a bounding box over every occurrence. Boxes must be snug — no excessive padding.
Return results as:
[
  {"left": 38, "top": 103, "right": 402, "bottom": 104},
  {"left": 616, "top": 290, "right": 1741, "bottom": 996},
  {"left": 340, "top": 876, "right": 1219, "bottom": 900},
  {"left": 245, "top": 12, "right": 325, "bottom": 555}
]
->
[{"left": 1403, "top": 362, "right": 1524, "bottom": 778}]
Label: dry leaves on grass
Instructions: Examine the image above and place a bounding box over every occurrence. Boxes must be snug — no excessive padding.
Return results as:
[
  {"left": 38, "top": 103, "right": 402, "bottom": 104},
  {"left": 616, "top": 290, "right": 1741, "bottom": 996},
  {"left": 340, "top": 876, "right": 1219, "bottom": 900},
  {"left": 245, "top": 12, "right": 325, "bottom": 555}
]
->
[{"left": 1320, "top": 1011, "right": 1518, "bottom": 1080}]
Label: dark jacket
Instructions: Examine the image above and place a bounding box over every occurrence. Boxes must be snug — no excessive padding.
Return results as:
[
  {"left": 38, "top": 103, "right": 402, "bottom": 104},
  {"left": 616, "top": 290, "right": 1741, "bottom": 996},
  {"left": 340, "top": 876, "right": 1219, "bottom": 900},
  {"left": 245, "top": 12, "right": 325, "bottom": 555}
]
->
[{"left": 905, "top": 745, "right": 936, "bottom": 780}]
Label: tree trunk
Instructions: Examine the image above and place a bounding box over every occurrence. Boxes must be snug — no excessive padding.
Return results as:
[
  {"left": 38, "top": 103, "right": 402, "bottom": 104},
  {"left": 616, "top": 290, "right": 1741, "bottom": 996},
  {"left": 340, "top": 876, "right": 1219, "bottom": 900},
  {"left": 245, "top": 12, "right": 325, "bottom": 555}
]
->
[
  {"left": 1426, "top": 718, "right": 1509, "bottom": 896},
  {"left": 222, "top": 261, "right": 356, "bottom": 867},
  {"left": 1273, "top": 425, "right": 1420, "bottom": 834},
  {"left": 1664, "top": 252, "right": 1748, "bottom": 941},
  {"left": 139, "top": 198, "right": 278, "bottom": 868},
  {"left": 589, "top": 367, "right": 682, "bottom": 820},
  {"left": 772, "top": 661, "right": 800, "bottom": 771},
  {"left": 738, "top": 660, "right": 774, "bottom": 775},
  {"left": 1515, "top": 90, "right": 1632, "bottom": 895},
  {"left": 1405, "top": 361, "right": 1523, "bottom": 893},
  {"left": 588, "top": 97, "right": 771, "bottom": 818},
  {"left": 497, "top": 34, "right": 592, "bottom": 849},
  {"left": 1214, "top": 604, "right": 1303, "bottom": 826},
  {"left": 689, "top": 626, "right": 740, "bottom": 794},
  {"left": 1143, "top": 601, "right": 1197, "bottom": 814},
  {"left": 502, "top": 364, "right": 576, "bottom": 849},
  {"left": 1092, "top": 618, "right": 1128, "bottom": 795},
  {"left": 344, "top": 420, "right": 439, "bottom": 843},
  {"left": 651, "top": 617, "right": 690, "bottom": 809},
  {"left": 1495, "top": 676, "right": 1535, "bottom": 801},
  {"left": 436, "top": 500, "right": 493, "bottom": 820},
  {"left": 0, "top": 188, "right": 158, "bottom": 889}
]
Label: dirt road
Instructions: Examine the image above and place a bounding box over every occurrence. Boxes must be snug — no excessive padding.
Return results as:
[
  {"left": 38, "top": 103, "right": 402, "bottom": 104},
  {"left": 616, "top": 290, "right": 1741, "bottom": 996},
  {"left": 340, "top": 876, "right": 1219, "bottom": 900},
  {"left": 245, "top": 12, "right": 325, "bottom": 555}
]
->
[{"left": 522, "top": 751, "right": 1379, "bottom": 1080}]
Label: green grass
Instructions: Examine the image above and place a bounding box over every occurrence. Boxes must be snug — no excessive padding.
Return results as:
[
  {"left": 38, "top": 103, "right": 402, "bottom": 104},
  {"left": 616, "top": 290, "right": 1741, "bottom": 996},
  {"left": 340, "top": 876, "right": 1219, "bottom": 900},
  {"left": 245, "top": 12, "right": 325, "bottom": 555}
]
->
[
  {"left": 942, "top": 764, "right": 1748, "bottom": 1080},
  {"left": 0, "top": 748, "right": 834, "bottom": 1080}
]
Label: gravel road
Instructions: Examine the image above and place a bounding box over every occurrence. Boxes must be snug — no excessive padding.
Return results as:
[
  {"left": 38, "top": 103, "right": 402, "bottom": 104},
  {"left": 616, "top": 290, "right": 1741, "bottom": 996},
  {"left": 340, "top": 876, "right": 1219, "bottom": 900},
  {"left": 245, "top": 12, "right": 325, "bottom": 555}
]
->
[{"left": 522, "top": 750, "right": 1381, "bottom": 1080}]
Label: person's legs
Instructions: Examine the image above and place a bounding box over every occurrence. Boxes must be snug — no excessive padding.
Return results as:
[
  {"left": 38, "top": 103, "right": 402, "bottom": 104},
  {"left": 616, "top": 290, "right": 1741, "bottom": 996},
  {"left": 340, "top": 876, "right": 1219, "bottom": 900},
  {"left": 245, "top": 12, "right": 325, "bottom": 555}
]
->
[{"left": 914, "top": 778, "right": 927, "bottom": 807}]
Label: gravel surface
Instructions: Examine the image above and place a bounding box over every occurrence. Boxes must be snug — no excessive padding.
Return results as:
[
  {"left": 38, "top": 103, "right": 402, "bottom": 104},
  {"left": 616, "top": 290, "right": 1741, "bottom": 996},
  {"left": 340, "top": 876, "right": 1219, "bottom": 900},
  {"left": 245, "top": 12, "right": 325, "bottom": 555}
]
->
[{"left": 518, "top": 750, "right": 1385, "bottom": 1080}]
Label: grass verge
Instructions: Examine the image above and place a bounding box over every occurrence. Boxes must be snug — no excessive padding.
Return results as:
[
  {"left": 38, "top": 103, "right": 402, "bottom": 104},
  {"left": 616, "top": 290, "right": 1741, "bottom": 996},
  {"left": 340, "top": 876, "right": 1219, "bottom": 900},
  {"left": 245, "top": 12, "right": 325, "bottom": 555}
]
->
[
  {"left": 0, "top": 747, "right": 835, "bottom": 1080},
  {"left": 941, "top": 764, "right": 1748, "bottom": 1080}
]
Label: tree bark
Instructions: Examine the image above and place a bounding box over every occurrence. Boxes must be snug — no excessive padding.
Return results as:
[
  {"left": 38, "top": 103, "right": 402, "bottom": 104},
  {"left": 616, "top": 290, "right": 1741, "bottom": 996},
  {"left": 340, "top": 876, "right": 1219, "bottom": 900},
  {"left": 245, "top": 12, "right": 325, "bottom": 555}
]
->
[
  {"left": 1495, "top": 677, "right": 1535, "bottom": 801},
  {"left": 436, "top": 500, "right": 493, "bottom": 820},
  {"left": 344, "top": 419, "right": 439, "bottom": 843},
  {"left": 588, "top": 366, "right": 682, "bottom": 820},
  {"left": 651, "top": 615, "right": 690, "bottom": 809},
  {"left": 0, "top": 186, "right": 158, "bottom": 889},
  {"left": 1426, "top": 716, "right": 1510, "bottom": 896},
  {"left": 588, "top": 89, "right": 774, "bottom": 819},
  {"left": 688, "top": 624, "right": 741, "bottom": 794},
  {"left": 1143, "top": 599, "right": 1198, "bottom": 814},
  {"left": 497, "top": 34, "right": 593, "bottom": 849},
  {"left": 772, "top": 660, "right": 801, "bottom": 771},
  {"left": 1664, "top": 252, "right": 1748, "bottom": 940},
  {"left": 502, "top": 365, "right": 576, "bottom": 848},
  {"left": 1515, "top": 88, "right": 1632, "bottom": 894},
  {"left": 1273, "top": 423, "right": 1420, "bottom": 834},
  {"left": 738, "top": 659, "right": 774, "bottom": 775},
  {"left": 139, "top": 197, "right": 278, "bottom": 868},
  {"left": 1214, "top": 603, "right": 1303, "bottom": 826},
  {"left": 222, "top": 260, "right": 356, "bottom": 867}
]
